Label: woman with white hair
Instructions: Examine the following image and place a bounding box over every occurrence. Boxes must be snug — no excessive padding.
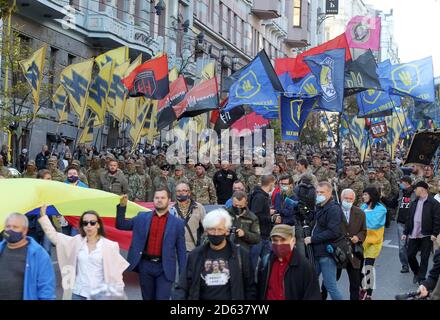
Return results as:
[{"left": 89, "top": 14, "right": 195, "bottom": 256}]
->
[{"left": 173, "top": 208, "right": 256, "bottom": 300}]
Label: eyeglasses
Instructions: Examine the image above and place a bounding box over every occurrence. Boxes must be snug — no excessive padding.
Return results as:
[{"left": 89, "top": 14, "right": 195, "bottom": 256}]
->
[{"left": 82, "top": 220, "right": 98, "bottom": 227}]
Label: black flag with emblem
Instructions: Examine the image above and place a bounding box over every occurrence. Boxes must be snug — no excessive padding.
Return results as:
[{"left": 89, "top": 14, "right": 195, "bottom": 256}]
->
[
  {"left": 404, "top": 130, "right": 440, "bottom": 166},
  {"left": 344, "top": 50, "right": 381, "bottom": 96}
]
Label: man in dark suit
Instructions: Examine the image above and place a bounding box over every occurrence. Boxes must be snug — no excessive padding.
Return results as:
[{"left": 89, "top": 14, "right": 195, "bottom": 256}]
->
[
  {"left": 116, "top": 187, "right": 186, "bottom": 300},
  {"left": 338, "top": 188, "right": 367, "bottom": 300}
]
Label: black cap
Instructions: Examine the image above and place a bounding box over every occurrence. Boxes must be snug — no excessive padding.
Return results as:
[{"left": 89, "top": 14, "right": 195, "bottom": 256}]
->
[
  {"left": 160, "top": 164, "right": 171, "bottom": 171},
  {"left": 414, "top": 181, "right": 429, "bottom": 190},
  {"left": 195, "top": 163, "right": 206, "bottom": 170}
]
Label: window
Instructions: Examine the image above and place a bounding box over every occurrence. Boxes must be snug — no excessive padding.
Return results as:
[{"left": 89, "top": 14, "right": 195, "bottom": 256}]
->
[
  {"left": 67, "top": 54, "right": 75, "bottom": 66},
  {"left": 208, "top": 0, "right": 215, "bottom": 24},
  {"left": 158, "top": 4, "right": 166, "bottom": 37},
  {"left": 117, "top": 0, "right": 125, "bottom": 20},
  {"left": 69, "top": 0, "right": 79, "bottom": 10},
  {"left": 233, "top": 15, "right": 238, "bottom": 45},
  {"left": 293, "top": 0, "right": 301, "bottom": 28},
  {"left": 99, "top": 0, "right": 106, "bottom": 11},
  {"left": 134, "top": 0, "right": 141, "bottom": 25},
  {"left": 227, "top": 9, "right": 232, "bottom": 40},
  {"left": 219, "top": 2, "right": 223, "bottom": 34}
]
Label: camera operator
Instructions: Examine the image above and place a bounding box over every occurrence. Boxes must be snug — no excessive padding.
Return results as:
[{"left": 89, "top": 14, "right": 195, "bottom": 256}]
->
[
  {"left": 226, "top": 191, "right": 261, "bottom": 251},
  {"left": 292, "top": 174, "right": 316, "bottom": 258}
]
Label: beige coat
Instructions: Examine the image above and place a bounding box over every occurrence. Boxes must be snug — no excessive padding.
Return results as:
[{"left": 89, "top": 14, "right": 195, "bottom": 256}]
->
[{"left": 38, "top": 215, "right": 129, "bottom": 300}]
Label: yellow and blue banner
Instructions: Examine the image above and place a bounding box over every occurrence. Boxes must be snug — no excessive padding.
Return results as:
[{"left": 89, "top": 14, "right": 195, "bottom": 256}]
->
[
  {"left": 60, "top": 59, "right": 94, "bottom": 125},
  {"left": 52, "top": 85, "right": 68, "bottom": 124},
  {"left": 303, "top": 48, "right": 346, "bottom": 113},
  {"left": 19, "top": 45, "right": 47, "bottom": 114},
  {"left": 378, "top": 57, "right": 435, "bottom": 103},
  {"left": 95, "top": 46, "right": 128, "bottom": 69},
  {"left": 86, "top": 61, "right": 115, "bottom": 125},
  {"left": 107, "top": 61, "right": 130, "bottom": 122}
]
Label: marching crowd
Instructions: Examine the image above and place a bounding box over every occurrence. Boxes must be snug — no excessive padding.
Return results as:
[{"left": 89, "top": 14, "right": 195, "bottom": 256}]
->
[{"left": 1, "top": 141, "right": 440, "bottom": 300}]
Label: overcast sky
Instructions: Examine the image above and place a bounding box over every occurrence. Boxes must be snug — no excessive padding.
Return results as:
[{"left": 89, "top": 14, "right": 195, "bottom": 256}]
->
[{"left": 365, "top": 0, "right": 440, "bottom": 77}]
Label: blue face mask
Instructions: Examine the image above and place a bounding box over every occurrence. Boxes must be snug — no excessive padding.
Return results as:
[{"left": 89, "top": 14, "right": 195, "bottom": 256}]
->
[
  {"left": 316, "top": 195, "right": 326, "bottom": 204},
  {"left": 67, "top": 176, "right": 79, "bottom": 183},
  {"left": 341, "top": 201, "right": 353, "bottom": 211},
  {"left": 399, "top": 183, "right": 406, "bottom": 190},
  {"left": 176, "top": 195, "right": 189, "bottom": 202},
  {"left": 3, "top": 229, "right": 24, "bottom": 244}
]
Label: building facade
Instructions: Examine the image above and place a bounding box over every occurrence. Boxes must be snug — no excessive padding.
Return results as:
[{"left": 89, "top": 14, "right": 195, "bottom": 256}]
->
[{"left": 0, "top": 0, "right": 316, "bottom": 162}]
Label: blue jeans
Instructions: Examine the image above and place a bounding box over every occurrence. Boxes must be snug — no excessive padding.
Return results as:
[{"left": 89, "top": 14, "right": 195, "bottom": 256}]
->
[
  {"left": 72, "top": 293, "right": 87, "bottom": 300},
  {"left": 139, "top": 259, "right": 173, "bottom": 300},
  {"left": 397, "top": 223, "right": 409, "bottom": 268},
  {"left": 315, "top": 256, "right": 343, "bottom": 300}
]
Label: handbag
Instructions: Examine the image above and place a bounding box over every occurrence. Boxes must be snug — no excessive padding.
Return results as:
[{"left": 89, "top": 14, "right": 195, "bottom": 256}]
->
[{"left": 329, "top": 235, "right": 353, "bottom": 268}]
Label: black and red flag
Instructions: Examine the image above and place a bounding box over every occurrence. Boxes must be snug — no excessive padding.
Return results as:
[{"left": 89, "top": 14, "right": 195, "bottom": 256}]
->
[
  {"left": 122, "top": 55, "right": 169, "bottom": 99},
  {"left": 156, "top": 75, "right": 189, "bottom": 130},
  {"left": 173, "top": 76, "right": 219, "bottom": 119}
]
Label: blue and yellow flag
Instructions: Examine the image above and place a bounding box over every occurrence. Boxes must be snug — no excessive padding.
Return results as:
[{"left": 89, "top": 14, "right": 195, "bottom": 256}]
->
[
  {"left": 303, "top": 48, "right": 346, "bottom": 113},
  {"left": 78, "top": 113, "right": 95, "bottom": 144},
  {"left": 123, "top": 55, "right": 143, "bottom": 124},
  {"left": 60, "top": 59, "right": 94, "bottom": 125},
  {"left": 86, "top": 61, "right": 115, "bottom": 126},
  {"left": 345, "top": 114, "right": 371, "bottom": 162},
  {"left": 129, "top": 98, "right": 151, "bottom": 149},
  {"left": 357, "top": 89, "right": 401, "bottom": 118},
  {"left": 52, "top": 85, "right": 68, "bottom": 124},
  {"left": 385, "top": 107, "right": 407, "bottom": 159},
  {"left": 280, "top": 95, "right": 316, "bottom": 141},
  {"left": 19, "top": 45, "right": 47, "bottom": 114},
  {"left": 225, "top": 50, "right": 283, "bottom": 112},
  {"left": 107, "top": 61, "right": 130, "bottom": 122},
  {"left": 378, "top": 57, "right": 436, "bottom": 103},
  {"left": 141, "top": 100, "right": 159, "bottom": 144},
  {"left": 95, "top": 46, "right": 128, "bottom": 69}
]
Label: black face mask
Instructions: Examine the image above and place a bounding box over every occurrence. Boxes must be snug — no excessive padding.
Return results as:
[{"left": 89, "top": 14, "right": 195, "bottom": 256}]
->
[
  {"left": 232, "top": 206, "right": 244, "bottom": 216},
  {"left": 208, "top": 234, "right": 226, "bottom": 246}
]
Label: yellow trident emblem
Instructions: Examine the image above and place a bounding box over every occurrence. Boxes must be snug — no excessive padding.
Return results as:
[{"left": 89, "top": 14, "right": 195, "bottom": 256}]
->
[
  {"left": 241, "top": 79, "right": 254, "bottom": 93},
  {"left": 303, "top": 83, "right": 318, "bottom": 96},
  {"left": 398, "top": 71, "right": 412, "bottom": 86}
]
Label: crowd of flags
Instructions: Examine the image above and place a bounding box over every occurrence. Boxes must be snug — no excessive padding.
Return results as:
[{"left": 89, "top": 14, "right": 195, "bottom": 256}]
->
[{"left": 18, "top": 14, "right": 438, "bottom": 158}]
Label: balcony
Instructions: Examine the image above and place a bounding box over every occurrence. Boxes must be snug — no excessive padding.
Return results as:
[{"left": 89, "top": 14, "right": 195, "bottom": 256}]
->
[
  {"left": 15, "top": 0, "right": 65, "bottom": 20},
  {"left": 251, "top": 0, "right": 281, "bottom": 20}
]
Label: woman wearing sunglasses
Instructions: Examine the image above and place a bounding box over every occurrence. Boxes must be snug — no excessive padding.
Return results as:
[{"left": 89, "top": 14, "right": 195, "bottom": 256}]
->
[{"left": 38, "top": 205, "right": 129, "bottom": 300}]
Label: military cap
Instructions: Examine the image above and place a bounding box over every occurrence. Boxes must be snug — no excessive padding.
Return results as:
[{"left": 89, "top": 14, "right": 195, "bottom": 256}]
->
[
  {"left": 160, "top": 164, "right": 171, "bottom": 171},
  {"left": 48, "top": 156, "right": 58, "bottom": 163},
  {"left": 27, "top": 160, "right": 36, "bottom": 167},
  {"left": 195, "top": 163, "right": 206, "bottom": 170},
  {"left": 367, "top": 168, "right": 377, "bottom": 174}
]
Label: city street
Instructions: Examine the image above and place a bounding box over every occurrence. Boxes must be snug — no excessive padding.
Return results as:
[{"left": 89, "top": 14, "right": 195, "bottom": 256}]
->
[{"left": 51, "top": 220, "right": 433, "bottom": 300}]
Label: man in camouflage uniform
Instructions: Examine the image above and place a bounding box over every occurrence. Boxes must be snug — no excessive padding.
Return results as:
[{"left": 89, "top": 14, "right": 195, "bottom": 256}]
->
[
  {"left": 173, "top": 165, "right": 189, "bottom": 185},
  {"left": 135, "top": 159, "right": 153, "bottom": 202},
  {"left": 190, "top": 163, "right": 217, "bottom": 205},
  {"left": 87, "top": 157, "right": 104, "bottom": 189},
  {"left": 376, "top": 168, "right": 392, "bottom": 198},
  {"left": 293, "top": 158, "right": 318, "bottom": 186},
  {"left": 424, "top": 165, "right": 438, "bottom": 195},
  {"left": 71, "top": 159, "right": 89, "bottom": 185},
  {"left": 411, "top": 164, "right": 425, "bottom": 185},
  {"left": 126, "top": 159, "right": 144, "bottom": 201},
  {"left": 153, "top": 164, "right": 176, "bottom": 201},
  {"left": 184, "top": 159, "right": 197, "bottom": 181},
  {"left": 285, "top": 155, "right": 297, "bottom": 177},
  {"left": 97, "top": 159, "right": 128, "bottom": 195},
  {"left": 203, "top": 162, "right": 216, "bottom": 179},
  {"left": 47, "top": 156, "right": 65, "bottom": 182},
  {"left": 339, "top": 166, "right": 365, "bottom": 206},
  {"left": 363, "top": 168, "right": 380, "bottom": 191},
  {"left": 149, "top": 157, "right": 163, "bottom": 182},
  {"left": 22, "top": 160, "right": 38, "bottom": 179},
  {"left": 311, "top": 153, "right": 329, "bottom": 182}
]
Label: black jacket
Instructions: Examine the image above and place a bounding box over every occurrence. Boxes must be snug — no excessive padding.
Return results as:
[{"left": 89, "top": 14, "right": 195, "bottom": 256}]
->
[
  {"left": 226, "top": 207, "right": 261, "bottom": 250},
  {"left": 311, "top": 199, "right": 343, "bottom": 257},
  {"left": 404, "top": 195, "right": 440, "bottom": 237},
  {"left": 213, "top": 169, "right": 238, "bottom": 203},
  {"left": 249, "top": 186, "right": 272, "bottom": 240},
  {"left": 257, "top": 250, "right": 321, "bottom": 300},
  {"left": 172, "top": 241, "right": 256, "bottom": 300},
  {"left": 35, "top": 152, "right": 48, "bottom": 170}
]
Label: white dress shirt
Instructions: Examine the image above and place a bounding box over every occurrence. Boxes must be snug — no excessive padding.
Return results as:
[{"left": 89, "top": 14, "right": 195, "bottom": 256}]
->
[
  {"left": 343, "top": 208, "right": 351, "bottom": 224},
  {"left": 73, "top": 238, "right": 105, "bottom": 299}
]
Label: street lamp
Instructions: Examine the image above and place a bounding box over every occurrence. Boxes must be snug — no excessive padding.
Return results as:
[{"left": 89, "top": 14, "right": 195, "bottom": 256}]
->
[
  {"left": 196, "top": 31, "right": 205, "bottom": 44},
  {"left": 182, "top": 19, "right": 190, "bottom": 33},
  {"left": 155, "top": 0, "right": 165, "bottom": 16}
]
